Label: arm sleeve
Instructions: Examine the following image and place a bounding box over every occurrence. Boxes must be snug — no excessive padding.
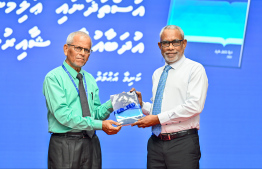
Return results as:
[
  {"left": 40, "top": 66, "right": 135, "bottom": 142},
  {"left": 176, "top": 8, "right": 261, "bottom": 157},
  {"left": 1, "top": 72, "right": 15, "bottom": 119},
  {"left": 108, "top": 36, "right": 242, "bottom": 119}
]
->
[
  {"left": 158, "top": 65, "right": 208, "bottom": 125},
  {"left": 43, "top": 75, "right": 102, "bottom": 130},
  {"left": 91, "top": 79, "right": 113, "bottom": 121},
  {"left": 141, "top": 102, "right": 152, "bottom": 116}
]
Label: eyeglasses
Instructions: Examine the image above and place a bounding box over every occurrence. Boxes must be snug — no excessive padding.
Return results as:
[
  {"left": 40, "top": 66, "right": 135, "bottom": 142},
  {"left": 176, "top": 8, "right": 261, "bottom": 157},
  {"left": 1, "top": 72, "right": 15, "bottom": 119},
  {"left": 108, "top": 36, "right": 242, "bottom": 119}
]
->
[
  {"left": 67, "top": 44, "right": 92, "bottom": 54},
  {"left": 160, "top": 39, "right": 184, "bottom": 48}
]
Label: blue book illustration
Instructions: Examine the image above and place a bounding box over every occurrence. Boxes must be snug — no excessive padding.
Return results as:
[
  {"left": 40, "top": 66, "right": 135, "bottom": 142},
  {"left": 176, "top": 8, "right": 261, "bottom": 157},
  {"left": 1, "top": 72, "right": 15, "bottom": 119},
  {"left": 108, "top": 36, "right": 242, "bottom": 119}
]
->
[{"left": 167, "top": 0, "right": 250, "bottom": 68}]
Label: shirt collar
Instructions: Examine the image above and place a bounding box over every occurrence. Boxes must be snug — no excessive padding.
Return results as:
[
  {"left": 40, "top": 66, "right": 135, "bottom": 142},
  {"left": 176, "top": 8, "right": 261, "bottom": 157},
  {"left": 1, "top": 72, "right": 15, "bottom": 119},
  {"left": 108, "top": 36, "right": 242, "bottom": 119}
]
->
[
  {"left": 165, "top": 55, "right": 186, "bottom": 70},
  {"left": 63, "top": 61, "right": 84, "bottom": 79}
]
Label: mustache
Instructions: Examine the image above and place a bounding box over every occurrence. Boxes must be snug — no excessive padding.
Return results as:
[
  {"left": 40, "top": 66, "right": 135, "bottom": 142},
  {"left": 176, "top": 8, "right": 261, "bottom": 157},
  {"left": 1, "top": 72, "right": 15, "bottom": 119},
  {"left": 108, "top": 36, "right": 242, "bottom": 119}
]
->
[
  {"left": 164, "top": 51, "right": 178, "bottom": 55},
  {"left": 76, "top": 55, "right": 85, "bottom": 58}
]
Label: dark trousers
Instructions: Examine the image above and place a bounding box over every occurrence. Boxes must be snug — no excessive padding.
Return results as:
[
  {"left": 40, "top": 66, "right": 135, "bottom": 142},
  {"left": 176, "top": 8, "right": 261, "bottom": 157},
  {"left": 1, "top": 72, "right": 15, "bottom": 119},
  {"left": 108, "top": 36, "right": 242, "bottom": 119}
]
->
[
  {"left": 147, "top": 133, "right": 201, "bottom": 169},
  {"left": 48, "top": 134, "right": 101, "bottom": 169}
]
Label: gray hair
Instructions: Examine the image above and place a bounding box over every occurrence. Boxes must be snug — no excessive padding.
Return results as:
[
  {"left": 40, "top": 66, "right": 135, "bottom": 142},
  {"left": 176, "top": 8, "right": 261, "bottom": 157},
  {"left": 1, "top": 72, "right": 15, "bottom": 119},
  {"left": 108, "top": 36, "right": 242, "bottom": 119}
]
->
[
  {"left": 66, "top": 31, "right": 92, "bottom": 46},
  {"left": 159, "top": 25, "right": 184, "bottom": 40}
]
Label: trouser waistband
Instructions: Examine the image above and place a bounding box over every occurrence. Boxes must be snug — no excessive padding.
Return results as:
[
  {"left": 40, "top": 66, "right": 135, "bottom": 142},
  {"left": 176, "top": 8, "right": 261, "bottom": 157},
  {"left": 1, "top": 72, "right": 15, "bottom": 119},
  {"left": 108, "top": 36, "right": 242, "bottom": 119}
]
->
[
  {"left": 52, "top": 131, "right": 96, "bottom": 138},
  {"left": 153, "top": 128, "right": 198, "bottom": 141}
]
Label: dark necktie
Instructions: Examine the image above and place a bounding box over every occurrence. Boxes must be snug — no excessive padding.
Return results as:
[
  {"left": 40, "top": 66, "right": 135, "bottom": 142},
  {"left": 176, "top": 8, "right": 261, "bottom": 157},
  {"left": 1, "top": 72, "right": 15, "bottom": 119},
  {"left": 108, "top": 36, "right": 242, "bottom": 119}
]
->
[
  {"left": 152, "top": 65, "right": 172, "bottom": 136},
  {"left": 76, "top": 73, "right": 94, "bottom": 138}
]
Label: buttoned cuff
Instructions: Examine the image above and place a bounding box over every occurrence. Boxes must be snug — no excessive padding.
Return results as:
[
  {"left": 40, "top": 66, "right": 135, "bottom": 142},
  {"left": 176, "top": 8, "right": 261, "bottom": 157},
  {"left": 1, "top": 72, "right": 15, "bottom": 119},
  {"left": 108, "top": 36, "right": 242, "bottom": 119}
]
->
[
  {"left": 93, "top": 120, "right": 103, "bottom": 130},
  {"left": 105, "top": 99, "right": 113, "bottom": 111},
  {"left": 157, "top": 112, "right": 170, "bottom": 125},
  {"left": 142, "top": 102, "right": 151, "bottom": 116}
]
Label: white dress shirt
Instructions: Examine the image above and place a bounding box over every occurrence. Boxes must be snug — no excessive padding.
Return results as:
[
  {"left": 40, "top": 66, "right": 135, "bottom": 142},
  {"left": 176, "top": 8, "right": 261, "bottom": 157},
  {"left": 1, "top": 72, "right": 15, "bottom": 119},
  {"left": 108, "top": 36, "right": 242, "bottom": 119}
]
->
[{"left": 142, "top": 55, "right": 208, "bottom": 133}]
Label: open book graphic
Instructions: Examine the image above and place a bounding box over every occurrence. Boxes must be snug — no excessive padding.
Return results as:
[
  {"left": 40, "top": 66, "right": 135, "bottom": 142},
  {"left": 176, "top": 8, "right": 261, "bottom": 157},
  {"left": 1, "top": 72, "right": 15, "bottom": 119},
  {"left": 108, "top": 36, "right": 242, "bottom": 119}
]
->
[{"left": 167, "top": 0, "right": 250, "bottom": 68}]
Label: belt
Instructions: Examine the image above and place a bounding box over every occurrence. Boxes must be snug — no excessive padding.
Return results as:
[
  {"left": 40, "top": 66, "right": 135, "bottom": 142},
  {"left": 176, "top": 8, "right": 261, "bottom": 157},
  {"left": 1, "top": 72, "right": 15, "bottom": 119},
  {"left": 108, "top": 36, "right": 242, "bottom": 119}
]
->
[
  {"left": 154, "top": 128, "right": 198, "bottom": 141},
  {"left": 52, "top": 131, "right": 96, "bottom": 138}
]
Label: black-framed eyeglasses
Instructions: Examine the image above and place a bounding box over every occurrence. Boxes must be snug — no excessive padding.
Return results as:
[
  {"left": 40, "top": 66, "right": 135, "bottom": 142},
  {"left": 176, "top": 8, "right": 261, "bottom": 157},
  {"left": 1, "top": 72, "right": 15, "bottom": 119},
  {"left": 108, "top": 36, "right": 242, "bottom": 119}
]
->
[
  {"left": 160, "top": 39, "right": 184, "bottom": 48},
  {"left": 67, "top": 44, "right": 92, "bottom": 54}
]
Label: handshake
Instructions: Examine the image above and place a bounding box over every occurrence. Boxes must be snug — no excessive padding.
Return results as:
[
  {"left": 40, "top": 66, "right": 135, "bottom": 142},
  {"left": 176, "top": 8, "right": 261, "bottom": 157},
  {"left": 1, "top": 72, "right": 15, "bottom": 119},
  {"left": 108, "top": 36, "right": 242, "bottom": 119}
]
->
[{"left": 102, "top": 88, "right": 160, "bottom": 135}]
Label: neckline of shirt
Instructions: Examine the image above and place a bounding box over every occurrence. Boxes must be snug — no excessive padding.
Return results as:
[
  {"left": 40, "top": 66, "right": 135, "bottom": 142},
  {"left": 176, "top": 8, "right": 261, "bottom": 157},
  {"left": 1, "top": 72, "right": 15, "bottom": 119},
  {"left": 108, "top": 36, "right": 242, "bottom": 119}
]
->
[{"left": 63, "top": 61, "right": 84, "bottom": 79}]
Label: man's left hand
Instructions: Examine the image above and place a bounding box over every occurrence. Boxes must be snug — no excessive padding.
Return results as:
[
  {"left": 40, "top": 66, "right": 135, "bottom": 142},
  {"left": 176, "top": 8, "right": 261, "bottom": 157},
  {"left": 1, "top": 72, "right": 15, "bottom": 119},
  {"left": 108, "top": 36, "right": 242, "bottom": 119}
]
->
[
  {"left": 130, "top": 88, "right": 142, "bottom": 106},
  {"left": 131, "top": 115, "right": 160, "bottom": 128}
]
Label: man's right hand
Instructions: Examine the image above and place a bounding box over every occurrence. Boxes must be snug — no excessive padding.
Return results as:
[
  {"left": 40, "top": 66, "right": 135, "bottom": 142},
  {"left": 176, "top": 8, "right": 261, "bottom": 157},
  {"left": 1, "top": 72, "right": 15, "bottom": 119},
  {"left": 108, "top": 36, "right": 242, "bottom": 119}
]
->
[{"left": 102, "top": 120, "right": 122, "bottom": 135}]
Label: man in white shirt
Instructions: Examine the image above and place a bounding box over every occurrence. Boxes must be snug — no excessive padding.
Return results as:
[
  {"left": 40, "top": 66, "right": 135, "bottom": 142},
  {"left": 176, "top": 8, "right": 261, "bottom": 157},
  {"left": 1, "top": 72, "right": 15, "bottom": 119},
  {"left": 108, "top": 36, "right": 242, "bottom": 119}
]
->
[{"left": 131, "top": 25, "right": 208, "bottom": 169}]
